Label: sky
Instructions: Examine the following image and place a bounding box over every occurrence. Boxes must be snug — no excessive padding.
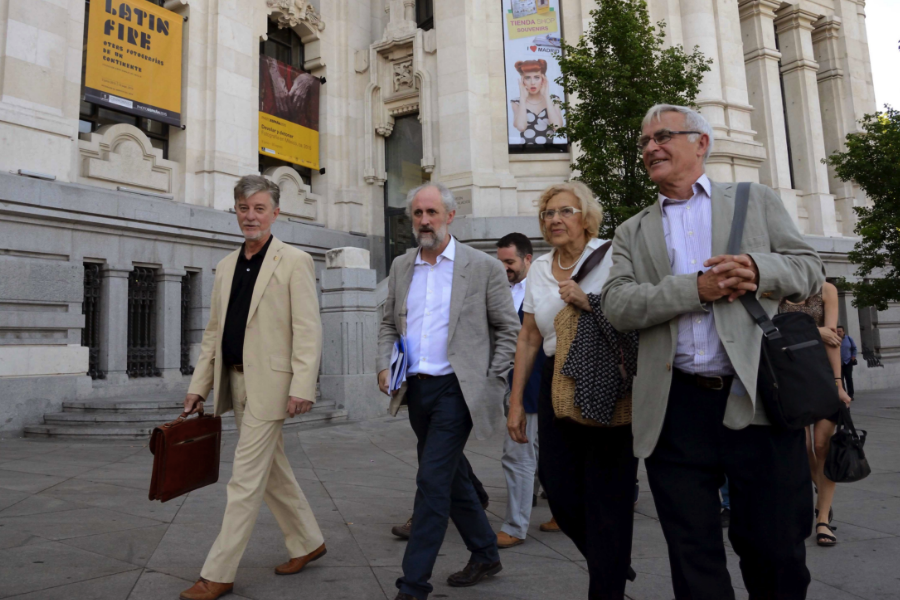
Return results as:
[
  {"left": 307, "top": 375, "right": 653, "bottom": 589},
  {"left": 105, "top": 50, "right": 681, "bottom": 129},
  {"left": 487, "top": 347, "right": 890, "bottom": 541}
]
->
[{"left": 866, "top": 0, "right": 899, "bottom": 111}]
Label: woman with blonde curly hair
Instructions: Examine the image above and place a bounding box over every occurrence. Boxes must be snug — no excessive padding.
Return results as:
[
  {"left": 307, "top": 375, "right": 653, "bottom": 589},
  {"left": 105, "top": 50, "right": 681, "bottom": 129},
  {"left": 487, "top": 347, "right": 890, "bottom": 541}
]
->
[{"left": 507, "top": 181, "right": 639, "bottom": 599}]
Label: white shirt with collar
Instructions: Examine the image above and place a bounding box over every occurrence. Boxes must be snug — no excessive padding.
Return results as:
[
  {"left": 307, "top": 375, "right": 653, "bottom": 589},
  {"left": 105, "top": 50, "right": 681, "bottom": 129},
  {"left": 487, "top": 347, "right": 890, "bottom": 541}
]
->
[
  {"left": 659, "top": 173, "right": 734, "bottom": 377},
  {"left": 406, "top": 236, "right": 456, "bottom": 376},
  {"left": 510, "top": 278, "right": 527, "bottom": 313}
]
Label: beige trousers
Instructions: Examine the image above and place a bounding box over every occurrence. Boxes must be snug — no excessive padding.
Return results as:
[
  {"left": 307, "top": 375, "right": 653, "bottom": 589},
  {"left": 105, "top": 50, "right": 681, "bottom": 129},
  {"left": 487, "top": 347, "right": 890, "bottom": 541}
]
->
[{"left": 200, "top": 370, "right": 324, "bottom": 583}]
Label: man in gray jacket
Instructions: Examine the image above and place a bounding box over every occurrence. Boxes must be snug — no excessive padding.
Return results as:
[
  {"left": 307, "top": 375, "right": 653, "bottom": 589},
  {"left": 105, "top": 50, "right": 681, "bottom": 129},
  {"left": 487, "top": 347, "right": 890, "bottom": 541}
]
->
[
  {"left": 377, "top": 182, "right": 520, "bottom": 600},
  {"left": 602, "top": 105, "right": 824, "bottom": 600}
]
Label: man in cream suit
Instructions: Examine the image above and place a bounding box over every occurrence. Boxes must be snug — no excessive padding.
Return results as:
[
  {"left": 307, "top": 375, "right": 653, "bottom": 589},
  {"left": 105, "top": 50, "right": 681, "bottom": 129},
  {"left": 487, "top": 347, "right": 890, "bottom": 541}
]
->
[
  {"left": 377, "top": 182, "right": 520, "bottom": 600},
  {"left": 602, "top": 105, "right": 824, "bottom": 600},
  {"left": 180, "top": 175, "right": 325, "bottom": 600}
]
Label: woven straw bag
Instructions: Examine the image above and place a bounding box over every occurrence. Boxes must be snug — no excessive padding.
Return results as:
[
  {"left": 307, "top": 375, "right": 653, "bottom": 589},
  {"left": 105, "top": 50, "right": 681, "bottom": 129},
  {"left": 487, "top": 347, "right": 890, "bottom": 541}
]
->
[{"left": 552, "top": 304, "right": 632, "bottom": 427}]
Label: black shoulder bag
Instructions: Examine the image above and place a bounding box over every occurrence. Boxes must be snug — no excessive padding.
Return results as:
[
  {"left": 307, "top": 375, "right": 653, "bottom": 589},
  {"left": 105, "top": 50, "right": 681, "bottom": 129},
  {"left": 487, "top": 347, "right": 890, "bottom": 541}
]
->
[{"left": 728, "top": 183, "right": 842, "bottom": 430}]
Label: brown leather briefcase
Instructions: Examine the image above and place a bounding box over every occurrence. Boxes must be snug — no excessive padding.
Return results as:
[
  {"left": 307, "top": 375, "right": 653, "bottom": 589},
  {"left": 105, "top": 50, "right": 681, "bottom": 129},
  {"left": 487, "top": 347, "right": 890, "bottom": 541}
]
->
[{"left": 149, "top": 409, "right": 222, "bottom": 502}]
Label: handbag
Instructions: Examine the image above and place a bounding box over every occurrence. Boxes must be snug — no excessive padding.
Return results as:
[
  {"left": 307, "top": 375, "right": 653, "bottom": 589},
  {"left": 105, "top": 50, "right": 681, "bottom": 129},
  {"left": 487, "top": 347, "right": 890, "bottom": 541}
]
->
[
  {"left": 149, "top": 408, "right": 222, "bottom": 502},
  {"left": 824, "top": 404, "right": 871, "bottom": 482},
  {"left": 551, "top": 241, "right": 632, "bottom": 427},
  {"left": 729, "top": 182, "right": 842, "bottom": 430}
]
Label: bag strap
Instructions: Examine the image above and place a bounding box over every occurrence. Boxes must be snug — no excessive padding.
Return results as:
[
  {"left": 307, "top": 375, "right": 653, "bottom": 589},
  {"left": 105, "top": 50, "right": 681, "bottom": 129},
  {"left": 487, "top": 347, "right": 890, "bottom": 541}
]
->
[
  {"left": 571, "top": 241, "right": 613, "bottom": 284},
  {"left": 727, "top": 183, "right": 782, "bottom": 340},
  {"left": 838, "top": 403, "right": 861, "bottom": 440}
]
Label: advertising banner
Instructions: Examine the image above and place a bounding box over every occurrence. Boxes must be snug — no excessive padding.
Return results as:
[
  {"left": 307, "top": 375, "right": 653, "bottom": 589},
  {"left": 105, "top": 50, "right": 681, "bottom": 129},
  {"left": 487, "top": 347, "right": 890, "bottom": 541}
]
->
[
  {"left": 258, "top": 55, "right": 320, "bottom": 171},
  {"left": 502, "top": 0, "right": 566, "bottom": 148},
  {"left": 84, "top": 0, "right": 183, "bottom": 126}
]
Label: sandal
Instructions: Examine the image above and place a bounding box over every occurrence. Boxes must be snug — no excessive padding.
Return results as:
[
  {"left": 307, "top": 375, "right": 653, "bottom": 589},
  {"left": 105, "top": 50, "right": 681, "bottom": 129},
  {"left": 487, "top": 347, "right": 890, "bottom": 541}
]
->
[
  {"left": 815, "top": 508, "right": 836, "bottom": 528},
  {"left": 816, "top": 523, "right": 837, "bottom": 547}
]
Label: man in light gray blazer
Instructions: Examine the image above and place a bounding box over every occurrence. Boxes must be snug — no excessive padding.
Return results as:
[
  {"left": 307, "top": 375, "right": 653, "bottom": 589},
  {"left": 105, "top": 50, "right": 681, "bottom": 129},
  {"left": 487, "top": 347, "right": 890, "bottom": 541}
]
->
[
  {"left": 602, "top": 105, "right": 824, "bottom": 600},
  {"left": 377, "top": 182, "right": 520, "bottom": 600}
]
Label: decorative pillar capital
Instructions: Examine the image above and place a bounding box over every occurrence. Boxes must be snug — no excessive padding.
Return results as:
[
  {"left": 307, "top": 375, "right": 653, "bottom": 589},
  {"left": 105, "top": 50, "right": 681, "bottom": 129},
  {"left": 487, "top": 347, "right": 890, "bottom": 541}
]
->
[
  {"left": 738, "top": 0, "right": 782, "bottom": 22},
  {"left": 774, "top": 5, "right": 821, "bottom": 33}
]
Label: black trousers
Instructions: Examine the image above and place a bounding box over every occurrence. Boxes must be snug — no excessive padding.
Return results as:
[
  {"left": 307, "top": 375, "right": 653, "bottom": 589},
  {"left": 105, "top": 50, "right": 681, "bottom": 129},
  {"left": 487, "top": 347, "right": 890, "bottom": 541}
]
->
[
  {"left": 398, "top": 374, "right": 499, "bottom": 600},
  {"left": 538, "top": 358, "right": 639, "bottom": 600},
  {"left": 645, "top": 374, "right": 813, "bottom": 600},
  {"left": 466, "top": 457, "right": 489, "bottom": 507},
  {"left": 841, "top": 362, "right": 855, "bottom": 399}
]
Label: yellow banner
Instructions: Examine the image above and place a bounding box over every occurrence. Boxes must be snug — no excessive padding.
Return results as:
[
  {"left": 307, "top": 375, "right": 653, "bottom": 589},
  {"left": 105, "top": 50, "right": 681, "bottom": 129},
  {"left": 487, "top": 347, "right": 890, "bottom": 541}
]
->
[
  {"left": 259, "top": 113, "right": 320, "bottom": 171},
  {"left": 84, "top": 0, "right": 183, "bottom": 125},
  {"left": 505, "top": 9, "right": 558, "bottom": 41}
]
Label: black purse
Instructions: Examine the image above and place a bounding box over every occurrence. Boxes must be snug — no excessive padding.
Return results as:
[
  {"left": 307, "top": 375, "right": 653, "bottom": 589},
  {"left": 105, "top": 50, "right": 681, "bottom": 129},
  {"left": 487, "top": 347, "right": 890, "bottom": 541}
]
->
[
  {"left": 825, "top": 404, "right": 871, "bottom": 482},
  {"left": 728, "top": 183, "right": 842, "bottom": 430}
]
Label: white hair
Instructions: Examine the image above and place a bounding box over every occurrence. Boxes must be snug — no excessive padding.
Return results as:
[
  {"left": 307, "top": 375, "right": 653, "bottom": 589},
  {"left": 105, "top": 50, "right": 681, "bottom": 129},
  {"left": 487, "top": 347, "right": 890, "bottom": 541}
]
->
[
  {"left": 405, "top": 182, "right": 457, "bottom": 216},
  {"left": 642, "top": 104, "right": 714, "bottom": 163}
]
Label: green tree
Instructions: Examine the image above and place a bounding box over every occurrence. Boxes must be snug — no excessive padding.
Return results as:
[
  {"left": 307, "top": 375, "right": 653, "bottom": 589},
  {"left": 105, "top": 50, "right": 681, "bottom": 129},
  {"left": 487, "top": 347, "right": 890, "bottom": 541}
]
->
[
  {"left": 555, "top": 0, "right": 711, "bottom": 238},
  {"left": 826, "top": 106, "right": 900, "bottom": 311}
]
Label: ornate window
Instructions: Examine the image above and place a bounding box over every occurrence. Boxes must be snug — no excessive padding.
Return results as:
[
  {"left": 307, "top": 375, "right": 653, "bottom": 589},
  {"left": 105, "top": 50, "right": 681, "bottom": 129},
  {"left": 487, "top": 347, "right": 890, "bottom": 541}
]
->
[
  {"left": 259, "top": 18, "right": 313, "bottom": 185},
  {"left": 78, "top": 0, "right": 170, "bottom": 158}
]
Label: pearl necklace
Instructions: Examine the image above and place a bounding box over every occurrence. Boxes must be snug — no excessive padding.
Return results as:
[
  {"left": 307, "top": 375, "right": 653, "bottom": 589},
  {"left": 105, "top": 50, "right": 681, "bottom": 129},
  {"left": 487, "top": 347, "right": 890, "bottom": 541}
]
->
[{"left": 557, "top": 246, "right": 587, "bottom": 271}]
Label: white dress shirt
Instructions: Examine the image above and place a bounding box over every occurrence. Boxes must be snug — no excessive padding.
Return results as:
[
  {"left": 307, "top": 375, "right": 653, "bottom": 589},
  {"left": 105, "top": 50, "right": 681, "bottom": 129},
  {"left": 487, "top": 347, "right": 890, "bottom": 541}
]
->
[
  {"left": 659, "top": 174, "right": 734, "bottom": 376},
  {"left": 510, "top": 278, "right": 527, "bottom": 313},
  {"left": 523, "top": 238, "right": 612, "bottom": 356},
  {"left": 406, "top": 237, "right": 456, "bottom": 376}
]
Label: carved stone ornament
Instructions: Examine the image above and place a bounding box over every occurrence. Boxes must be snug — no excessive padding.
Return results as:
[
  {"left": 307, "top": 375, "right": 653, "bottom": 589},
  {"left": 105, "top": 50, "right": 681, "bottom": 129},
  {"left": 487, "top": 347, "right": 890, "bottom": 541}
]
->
[
  {"left": 266, "top": 0, "right": 324, "bottom": 32},
  {"left": 264, "top": 166, "right": 319, "bottom": 222},
  {"left": 78, "top": 123, "right": 177, "bottom": 193},
  {"left": 392, "top": 60, "right": 414, "bottom": 92}
]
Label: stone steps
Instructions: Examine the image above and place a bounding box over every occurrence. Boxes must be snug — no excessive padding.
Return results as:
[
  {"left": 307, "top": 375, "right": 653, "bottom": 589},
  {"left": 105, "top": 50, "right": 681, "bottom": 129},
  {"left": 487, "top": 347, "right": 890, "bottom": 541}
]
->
[{"left": 24, "top": 397, "right": 347, "bottom": 440}]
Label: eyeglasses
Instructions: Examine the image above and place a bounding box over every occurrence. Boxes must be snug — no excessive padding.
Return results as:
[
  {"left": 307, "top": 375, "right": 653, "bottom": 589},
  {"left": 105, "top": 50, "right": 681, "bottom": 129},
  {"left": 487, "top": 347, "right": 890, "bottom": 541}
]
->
[
  {"left": 540, "top": 206, "right": 582, "bottom": 221},
  {"left": 638, "top": 129, "right": 702, "bottom": 151}
]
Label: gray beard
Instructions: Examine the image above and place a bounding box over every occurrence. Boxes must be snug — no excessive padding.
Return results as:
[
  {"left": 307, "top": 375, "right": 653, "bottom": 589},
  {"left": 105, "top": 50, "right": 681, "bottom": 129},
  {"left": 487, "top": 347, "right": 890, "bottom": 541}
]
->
[{"left": 413, "top": 224, "right": 447, "bottom": 250}]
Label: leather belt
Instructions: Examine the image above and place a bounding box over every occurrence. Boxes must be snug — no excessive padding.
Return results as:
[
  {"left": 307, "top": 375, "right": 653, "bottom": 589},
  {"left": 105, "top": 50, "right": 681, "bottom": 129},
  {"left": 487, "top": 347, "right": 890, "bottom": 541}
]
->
[
  {"left": 230, "top": 364, "right": 244, "bottom": 373},
  {"left": 413, "top": 373, "right": 433, "bottom": 380},
  {"left": 673, "top": 369, "right": 733, "bottom": 391}
]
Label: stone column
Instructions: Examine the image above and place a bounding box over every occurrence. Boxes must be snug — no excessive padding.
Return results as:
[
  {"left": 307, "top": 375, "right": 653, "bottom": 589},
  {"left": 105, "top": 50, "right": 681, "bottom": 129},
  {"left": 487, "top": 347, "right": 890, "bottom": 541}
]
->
[
  {"left": 774, "top": 4, "right": 839, "bottom": 237},
  {"left": 812, "top": 16, "right": 855, "bottom": 237},
  {"left": 679, "top": 0, "right": 765, "bottom": 182},
  {"left": 155, "top": 268, "right": 187, "bottom": 381},
  {"left": 100, "top": 264, "right": 132, "bottom": 384},
  {"left": 433, "top": 0, "right": 517, "bottom": 217},
  {"left": 318, "top": 248, "right": 387, "bottom": 419},
  {"left": 739, "top": 0, "right": 800, "bottom": 222}
]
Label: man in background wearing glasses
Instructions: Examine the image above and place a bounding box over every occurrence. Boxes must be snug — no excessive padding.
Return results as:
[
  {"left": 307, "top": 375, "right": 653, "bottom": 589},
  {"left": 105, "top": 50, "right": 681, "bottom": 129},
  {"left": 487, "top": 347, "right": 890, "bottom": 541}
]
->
[{"left": 602, "top": 104, "right": 824, "bottom": 599}]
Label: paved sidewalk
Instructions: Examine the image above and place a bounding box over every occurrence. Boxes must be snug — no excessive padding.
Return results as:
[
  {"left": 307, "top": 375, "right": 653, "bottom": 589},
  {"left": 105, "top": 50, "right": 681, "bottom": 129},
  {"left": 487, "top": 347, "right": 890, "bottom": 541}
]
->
[{"left": 1, "top": 388, "right": 898, "bottom": 600}]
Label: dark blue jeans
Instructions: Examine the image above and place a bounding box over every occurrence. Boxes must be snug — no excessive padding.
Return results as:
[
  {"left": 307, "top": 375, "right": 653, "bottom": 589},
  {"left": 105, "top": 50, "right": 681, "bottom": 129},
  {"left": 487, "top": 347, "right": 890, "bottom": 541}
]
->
[{"left": 397, "top": 374, "right": 499, "bottom": 600}]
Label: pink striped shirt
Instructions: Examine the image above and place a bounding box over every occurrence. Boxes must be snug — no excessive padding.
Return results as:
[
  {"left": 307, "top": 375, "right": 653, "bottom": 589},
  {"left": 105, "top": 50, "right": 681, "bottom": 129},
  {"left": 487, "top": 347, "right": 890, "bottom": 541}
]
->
[{"left": 660, "top": 175, "right": 735, "bottom": 376}]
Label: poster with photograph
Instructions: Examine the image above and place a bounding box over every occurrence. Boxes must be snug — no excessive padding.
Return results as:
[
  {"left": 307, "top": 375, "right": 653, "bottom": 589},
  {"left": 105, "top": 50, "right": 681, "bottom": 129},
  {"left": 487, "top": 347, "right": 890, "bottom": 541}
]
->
[
  {"left": 502, "top": 0, "right": 566, "bottom": 148},
  {"left": 258, "top": 55, "right": 321, "bottom": 170},
  {"left": 83, "top": 0, "right": 183, "bottom": 126}
]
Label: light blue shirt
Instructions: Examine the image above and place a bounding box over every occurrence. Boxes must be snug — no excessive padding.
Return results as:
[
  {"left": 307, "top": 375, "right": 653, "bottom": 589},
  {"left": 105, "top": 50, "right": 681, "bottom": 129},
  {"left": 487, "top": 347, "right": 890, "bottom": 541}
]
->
[
  {"left": 660, "top": 174, "right": 734, "bottom": 377},
  {"left": 406, "top": 237, "right": 456, "bottom": 376}
]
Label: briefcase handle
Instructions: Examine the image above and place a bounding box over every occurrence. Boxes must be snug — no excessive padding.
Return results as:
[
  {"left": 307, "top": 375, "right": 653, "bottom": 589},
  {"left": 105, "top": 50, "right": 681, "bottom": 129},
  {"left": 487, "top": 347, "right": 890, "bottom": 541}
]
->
[{"left": 162, "top": 405, "right": 206, "bottom": 429}]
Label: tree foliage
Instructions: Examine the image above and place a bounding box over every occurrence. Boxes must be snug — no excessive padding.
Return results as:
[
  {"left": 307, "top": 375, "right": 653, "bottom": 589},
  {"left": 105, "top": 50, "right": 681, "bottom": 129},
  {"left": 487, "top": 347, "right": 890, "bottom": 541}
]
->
[
  {"left": 826, "top": 106, "right": 900, "bottom": 311},
  {"left": 555, "top": 0, "right": 711, "bottom": 238}
]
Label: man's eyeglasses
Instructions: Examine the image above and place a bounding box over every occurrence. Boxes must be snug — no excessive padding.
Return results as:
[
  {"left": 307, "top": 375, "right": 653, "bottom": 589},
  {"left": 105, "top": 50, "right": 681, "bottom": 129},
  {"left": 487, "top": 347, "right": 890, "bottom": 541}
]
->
[
  {"left": 540, "top": 207, "right": 582, "bottom": 221},
  {"left": 638, "top": 129, "right": 702, "bottom": 151}
]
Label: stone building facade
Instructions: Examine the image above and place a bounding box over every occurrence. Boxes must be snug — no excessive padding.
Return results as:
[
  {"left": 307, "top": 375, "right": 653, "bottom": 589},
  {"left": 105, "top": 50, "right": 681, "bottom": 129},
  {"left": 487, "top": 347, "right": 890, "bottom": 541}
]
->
[{"left": 0, "top": 0, "right": 896, "bottom": 433}]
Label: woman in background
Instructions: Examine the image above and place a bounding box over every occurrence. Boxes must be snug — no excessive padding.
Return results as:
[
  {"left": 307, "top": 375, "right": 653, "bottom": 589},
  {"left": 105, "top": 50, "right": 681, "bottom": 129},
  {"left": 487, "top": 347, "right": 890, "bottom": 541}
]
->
[
  {"left": 779, "top": 281, "right": 852, "bottom": 547},
  {"left": 510, "top": 59, "right": 564, "bottom": 145}
]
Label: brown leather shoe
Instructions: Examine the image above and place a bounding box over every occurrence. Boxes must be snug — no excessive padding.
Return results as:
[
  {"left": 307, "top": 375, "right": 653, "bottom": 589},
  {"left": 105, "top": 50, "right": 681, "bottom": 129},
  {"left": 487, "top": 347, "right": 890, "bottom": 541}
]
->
[
  {"left": 496, "top": 531, "right": 524, "bottom": 549},
  {"left": 274, "top": 543, "right": 327, "bottom": 575},
  {"left": 391, "top": 516, "right": 413, "bottom": 539},
  {"left": 540, "top": 517, "right": 561, "bottom": 532},
  {"left": 179, "top": 578, "right": 233, "bottom": 600}
]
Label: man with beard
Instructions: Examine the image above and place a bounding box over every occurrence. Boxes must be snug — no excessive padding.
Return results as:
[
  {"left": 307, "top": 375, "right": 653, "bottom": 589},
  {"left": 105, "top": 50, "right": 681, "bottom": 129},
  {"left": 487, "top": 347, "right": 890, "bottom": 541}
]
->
[
  {"left": 494, "top": 233, "right": 551, "bottom": 548},
  {"left": 378, "top": 183, "right": 520, "bottom": 600}
]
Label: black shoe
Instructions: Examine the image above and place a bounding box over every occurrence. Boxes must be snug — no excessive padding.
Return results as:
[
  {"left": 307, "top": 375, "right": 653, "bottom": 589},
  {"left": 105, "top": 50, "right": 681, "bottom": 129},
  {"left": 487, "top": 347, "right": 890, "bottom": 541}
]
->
[
  {"left": 721, "top": 508, "right": 730, "bottom": 528},
  {"left": 447, "top": 560, "right": 502, "bottom": 587},
  {"left": 627, "top": 566, "right": 637, "bottom": 582},
  {"left": 394, "top": 594, "right": 417, "bottom": 600},
  {"left": 532, "top": 494, "right": 537, "bottom": 508}
]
